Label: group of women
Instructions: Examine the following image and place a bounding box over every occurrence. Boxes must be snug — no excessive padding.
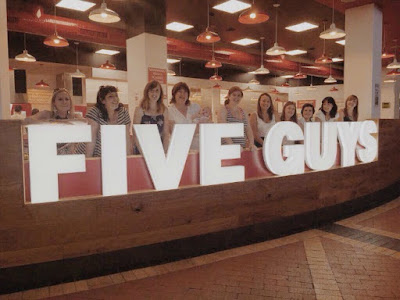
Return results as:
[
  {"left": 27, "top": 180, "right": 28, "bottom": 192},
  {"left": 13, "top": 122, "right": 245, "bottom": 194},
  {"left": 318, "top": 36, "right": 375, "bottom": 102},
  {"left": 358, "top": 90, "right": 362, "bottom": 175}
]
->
[{"left": 24, "top": 81, "right": 359, "bottom": 156}]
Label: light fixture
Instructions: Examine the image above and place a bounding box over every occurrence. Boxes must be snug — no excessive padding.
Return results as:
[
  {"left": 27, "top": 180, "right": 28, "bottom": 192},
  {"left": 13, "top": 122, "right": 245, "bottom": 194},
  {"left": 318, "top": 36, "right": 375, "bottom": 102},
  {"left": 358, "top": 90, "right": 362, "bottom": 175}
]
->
[
  {"left": 15, "top": 33, "right": 36, "bottom": 62},
  {"left": 320, "top": 0, "right": 345, "bottom": 39},
  {"left": 249, "top": 78, "right": 260, "bottom": 85},
  {"left": 205, "top": 43, "right": 222, "bottom": 68},
  {"left": 197, "top": 0, "right": 221, "bottom": 43},
  {"left": 243, "top": 86, "right": 253, "bottom": 92},
  {"left": 95, "top": 49, "right": 120, "bottom": 55},
  {"left": 330, "top": 86, "right": 338, "bottom": 91},
  {"left": 238, "top": 0, "right": 269, "bottom": 24},
  {"left": 166, "top": 22, "right": 193, "bottom": 32},
  {"left": 35, "top": 79, "right": 50, "bottom": 88},
  {"left": 56, "top": 0, "right": 96, "bottom": 12},
  {"left": 252, "top": 37, "right": 269, "bottom": 74},
  {"left": 386, "top": 69, "right": 400, "bottom": 76},
  {"left": 71, "top": 42, "right": 86, "bottom": 78},
  {"left": 167, "top": 69, "right": 176, "bottom": 76},
  {"left": 100, "top": 60, "right": 116, "bottom": 70},
  {"left": 44, "top": 5, "right": 69, "bottom": 47},
  {"left": 285, "top": 49, "right": 307, "bottom": 56},
  {"left": 387, "top": 42, "right": 400, "bottom": 69},
  {"left": 294, "top": 64, "right": 307, "bottom": 79},
  {"left": 332, "top": 57, "right": 344, "bottom": 62},
  {"left": 89, "top": 0, "right": 120, "bottom": 23},
  {"left": 324, "top": 64, "right": 337, "bottom": 83},
  {"left": 315, "top": 22, "right": 332, "bottom": 64},
  {"left": 167, "top": 58, "right": 181, "bottom": 64},
  {"left": 381, "top": 25, "right": 394, "bottom": 59},
  {"left": 212, "top": 0, "right": 250, "bottom": 14},
  {"left": 266, "top": 4, "right": 285, "bottom": 56},
  {"left": 285, "top": 22, "right": 318, "bottom": 33},
  {"left": 335, "top": 39, "right": 345, "bottom": 46},
  {"left": 281, "top": 75, "right": 294, "bottom": 79},
  {"left": 307, "top": 76, "right": 317, "bottom": 90},
  {"left": 269, "top": 87, "right": 279, "bottom": 94},
  {"left": 231, "top": 38, "right": 259, "bottom": 46},
  {"left": 281, "top": 82, "right": 290, "bottom": 87},
  {"left": 213, "top": 83, "right": 222, "bottom": 88},
  {"left": 210, "top": 69, "right": 222, "bottom": 81},
  {"left": 384, "top": 79, "right": 396, "bottom": 83}
]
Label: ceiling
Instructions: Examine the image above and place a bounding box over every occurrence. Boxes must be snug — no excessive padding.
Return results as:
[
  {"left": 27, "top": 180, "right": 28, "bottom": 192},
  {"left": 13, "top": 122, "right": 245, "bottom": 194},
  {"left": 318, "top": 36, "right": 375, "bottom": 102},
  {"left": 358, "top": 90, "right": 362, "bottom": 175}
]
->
[{"left": 5, "top": 0, "right": 399, "bottom": 83}]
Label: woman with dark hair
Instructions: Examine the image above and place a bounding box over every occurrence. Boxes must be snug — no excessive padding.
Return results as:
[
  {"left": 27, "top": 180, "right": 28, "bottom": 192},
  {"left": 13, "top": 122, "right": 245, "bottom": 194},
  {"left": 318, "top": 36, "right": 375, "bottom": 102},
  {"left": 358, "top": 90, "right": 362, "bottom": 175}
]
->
[
  {"left": 168, "top": 82, "right": 200, "bottom": 150},
  {"left": 83, "top": 85, "right": 132, "bottom": 157},
  {"left": 298, "top": 103, "right": 315, "bottom": 129},
  {"left": 249, "top": 93, "right": 278, "bottom": 147},
  {"left": 133, "top": 80, "right": 169, "bottom": 153},
  {"left": 280, "top": 101, "right": 298, "bottom": 123},
  {"left": 339, "top": 95, "right": 359, "bottom": 121},
  {"left": 315, "top": 97, "right": 339, "bottom": 122},
  {"left": 218, "top": 86, "right": 256, "bottom": 150}
]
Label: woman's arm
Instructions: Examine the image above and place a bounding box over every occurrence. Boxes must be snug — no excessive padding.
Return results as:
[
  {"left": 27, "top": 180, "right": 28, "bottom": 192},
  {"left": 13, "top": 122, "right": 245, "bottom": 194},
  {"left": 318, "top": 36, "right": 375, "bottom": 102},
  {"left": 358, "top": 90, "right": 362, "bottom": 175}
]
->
[
  {"left": 249, "top": 112, "right": 263, "bottom": 146},
  {"left": 132, "top": 107, "right": 143, "bottom": 154},
  {"left": 126, "top": 123, "right": 132, "bottom": 155},
  {"left": 244, "top": 111, "right": 256, "bottom": 150},
  {"left": 338, "top": 109, "right": 344, "bottom": 121},
  {"left": 162, "top": 109, "right": 171, "bottom": 153},
  {"left": 86, "top": 118, "right": 99, "bottom": 157}
]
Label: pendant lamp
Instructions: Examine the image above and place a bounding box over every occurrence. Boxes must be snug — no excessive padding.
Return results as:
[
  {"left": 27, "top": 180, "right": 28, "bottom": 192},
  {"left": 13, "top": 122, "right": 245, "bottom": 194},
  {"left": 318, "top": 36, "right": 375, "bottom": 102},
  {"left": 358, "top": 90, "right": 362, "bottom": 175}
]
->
[
  {"left": 213, "top": 83, "right": 221, "bottom": 89},
  {"left": 281, "top": 82, "right": 290, "bottom": 87},
  {"left": 205, "top": 43, "right": 222, "bottom": 68},
  {"left": 320, "top": 0, "right": 345, "bottom": 40},
  {"left": 89, "top": 0, "right": 120, "bottom": 23},
  {"left": 386, "top": 69, "right": 400, "bottom": 76},
  {"left": 315, "top": 22, "right": 333, "bottom": 64},
  {"left": 197, "top": 0, "right": 220, "bottom": 43},
  {"left": 294, "top": 64, "right": 307, "bottom": 79},
  {"left": 381, "top": 26, "right": 394, "bottom": 59},
  {"left": 266, "top": 4, "right": 285, "bottom": 56},
  {"left": 44, "top": 5, "right": 69, "bottom": 47},
  {"left": 253, "top": 37, "right": 270, "bottom": 74},
  {"left": 330, "top": 86, "right": 338, "bottom": 91},
  {"left": 210, "top": 68, "right": 222, "bottom": 81},
  {"left": 167, "top": 69, "right": 176, "bottom": 76},
  {"left": 307, "top": 76, "right": 317, "bottom": 90},
  {"left": 243, "top": 86, "right": 253, "bottom": 92},
  {"left": 100, "top": 60, "right": 116, "bottom": 70},
  {"left": 269, "top": 87, "right": 279, "bottom": 94},
  {"left": 238, "top": 0, "right": 269, "bottom": 24},
  {"left": 249, "top": 78, "right": 260, "bottom": 85},
  {"left": 71, "top": 42, "right": 86, "bottom": 78},
  {"left": 324, "top": 64, "right": 337, "bottom": 83},
  {"left": 35, "top": 79, "right": 50, "bottom": 88},
  {"left": 15, "top": 33, "right": 36, "bottom": 62},
  {"left": 387, "top": 42, "right": 400, "bottom": 69}
]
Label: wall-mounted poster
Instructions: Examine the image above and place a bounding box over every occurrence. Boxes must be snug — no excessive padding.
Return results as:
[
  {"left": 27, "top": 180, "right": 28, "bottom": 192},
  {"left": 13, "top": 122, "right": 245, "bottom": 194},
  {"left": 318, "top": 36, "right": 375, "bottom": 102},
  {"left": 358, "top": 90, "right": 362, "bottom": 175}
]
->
[{"left": 296, "top": 100, "right": 316, "bottom": 109}]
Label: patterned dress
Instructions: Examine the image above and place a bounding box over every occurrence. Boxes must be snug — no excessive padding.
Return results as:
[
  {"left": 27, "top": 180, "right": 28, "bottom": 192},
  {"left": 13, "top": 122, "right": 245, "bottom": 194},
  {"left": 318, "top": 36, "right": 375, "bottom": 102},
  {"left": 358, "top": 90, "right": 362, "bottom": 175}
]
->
[{"left": 225, "top": 107, "right": 248, "bottom": 148}]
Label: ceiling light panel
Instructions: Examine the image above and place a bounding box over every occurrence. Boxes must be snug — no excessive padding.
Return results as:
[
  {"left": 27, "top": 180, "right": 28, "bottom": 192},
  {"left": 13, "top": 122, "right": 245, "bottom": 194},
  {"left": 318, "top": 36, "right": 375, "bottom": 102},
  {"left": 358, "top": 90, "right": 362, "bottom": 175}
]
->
[
  {"left": 213, "top": 0, "right": 251, "bottom": 14},
  {"left": 95, "top": 49, "right": 120, "bottom": 55},
  {"left": 231, "top": 38, "right": 259, "bottom": 46},
  {"left": 56, "top": 0, "right": 95, "bottom": 12},
  {"left": 166, "top": 22, "right": 194, "bottom": 32},
  {"left": 285, "top": 49, "right": 307, "bottom": 56},
  {"left": 167, "top": 58, "right": 180, "bottom": 64},
  {"left": 336, "top": 39, "right": 346, "bottom": 46},
  {"left": 214, "top": 50, "right": 234, "bottom": 55},
  {"left": 285, "top": 22, "right": 318, "bottom": 32},
  {"left": 281, "top": 75, "right": 294, "bottom": 78}
]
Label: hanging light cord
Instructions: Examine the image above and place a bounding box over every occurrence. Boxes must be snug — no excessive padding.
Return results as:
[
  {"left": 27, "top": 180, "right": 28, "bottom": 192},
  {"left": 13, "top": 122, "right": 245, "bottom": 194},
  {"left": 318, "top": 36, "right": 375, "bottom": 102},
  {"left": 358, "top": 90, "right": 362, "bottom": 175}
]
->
[
  {"left": 332, "top": 0, "right": 335, "bottom": 23},
  {"left": 323, "top": 22, "right": 326, "bottom": 54},
  {"left": 207, "top": 0, "right": 210, "bottom": 28},
  {"left": 260, "top": 37, "right": 264, "bottom": 66},
  {"left": 54, "top": 5, "right": 58, "bottom": 33},
  {"left": 23, "top": 33, "right": 27, "bottom": 50},
  {"left": 275, "top": 6, "right": 278, "bottom": 43},
  {"left": 75, "top": 43, "right": 79, "bottom": 68},
  {"left": 212, "top": 42, "right": 215, "bottom": 60}
]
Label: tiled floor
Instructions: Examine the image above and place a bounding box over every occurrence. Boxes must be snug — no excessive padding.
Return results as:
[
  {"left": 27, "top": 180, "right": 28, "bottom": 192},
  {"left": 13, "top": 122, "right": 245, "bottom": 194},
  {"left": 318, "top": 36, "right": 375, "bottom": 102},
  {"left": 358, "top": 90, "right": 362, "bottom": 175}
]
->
[{"left": 2, "top": 198, "right": 400, "bottom": 300}]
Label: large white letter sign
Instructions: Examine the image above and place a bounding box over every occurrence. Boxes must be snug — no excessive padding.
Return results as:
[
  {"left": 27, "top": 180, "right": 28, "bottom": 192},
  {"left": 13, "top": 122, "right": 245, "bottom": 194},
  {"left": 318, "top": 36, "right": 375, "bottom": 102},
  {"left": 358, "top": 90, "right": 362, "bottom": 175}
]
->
[
  {"left": 357, "top": 120, "right": 378, "bottom": 163},
  {"left": 337, "top": 122, "right": 362, "bottom": 167},
  {"left": 134, "top": 124, "right": 195, "bottom": 190},
  {"left": 101, "top": 125, "right": 127, "bottom": 196},
  {"left": 199, "top": 123, "right": 244, "bottom": 185},
  {"left": 263, "top": 122, "right": 304, "bottom": 176},
  {"left": 27, "top": 124, "right": 91, "bottom": 203},
  {"left": 304, "top": 122, "right": 337, "bottom": 171}
]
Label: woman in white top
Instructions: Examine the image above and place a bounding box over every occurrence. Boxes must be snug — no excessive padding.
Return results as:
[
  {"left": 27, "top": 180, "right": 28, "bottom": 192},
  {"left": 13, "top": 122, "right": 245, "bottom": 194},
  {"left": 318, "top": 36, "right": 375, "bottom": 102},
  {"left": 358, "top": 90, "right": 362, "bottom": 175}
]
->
[
  {"left": 315, "top": 97, "right": 339, "bottom": 122},
  {"left": 298, "top": 103, "right": 315, "bottom": 130},
  {"left": 250, "top": 93, "right": 278, "bottom": 148},
  {"left": 168, "top": 82, "right": 199, "bottom": 150}
]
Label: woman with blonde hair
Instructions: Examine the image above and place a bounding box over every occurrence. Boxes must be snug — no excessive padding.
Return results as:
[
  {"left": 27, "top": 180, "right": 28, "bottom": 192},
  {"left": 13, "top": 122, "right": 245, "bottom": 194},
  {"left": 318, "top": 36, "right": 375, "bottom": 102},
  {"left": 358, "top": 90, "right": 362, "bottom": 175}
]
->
[{"left": 339, "top": 95, "right": 359, "bottom": 121}]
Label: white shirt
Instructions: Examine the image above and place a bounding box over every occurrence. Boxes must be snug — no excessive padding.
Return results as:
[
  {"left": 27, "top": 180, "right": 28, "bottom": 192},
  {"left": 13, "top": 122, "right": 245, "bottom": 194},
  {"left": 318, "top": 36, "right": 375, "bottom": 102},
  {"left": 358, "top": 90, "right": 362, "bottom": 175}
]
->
[
  {"left": 168, "top": 104, "right": 199, "bottom": 150},
  {"left": 315, "top": 110, "right": 339, "bottom": 122},
  {"left": 257, "top": 114, "right": 275, "bottom": 138}
]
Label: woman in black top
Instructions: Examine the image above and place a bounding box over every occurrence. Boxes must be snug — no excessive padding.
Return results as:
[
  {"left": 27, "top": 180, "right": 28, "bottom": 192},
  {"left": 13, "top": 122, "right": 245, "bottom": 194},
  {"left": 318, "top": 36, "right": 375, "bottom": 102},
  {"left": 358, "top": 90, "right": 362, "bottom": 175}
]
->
[{"left": 339, "top": 95, "right": 359, "bottom": 121}]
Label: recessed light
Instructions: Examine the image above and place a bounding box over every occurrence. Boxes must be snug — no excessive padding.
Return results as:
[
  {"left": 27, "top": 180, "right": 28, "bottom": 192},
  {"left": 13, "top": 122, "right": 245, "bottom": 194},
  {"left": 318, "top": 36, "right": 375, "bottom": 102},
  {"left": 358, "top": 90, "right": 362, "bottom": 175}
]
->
[
  {"left": 213, "top": 0, "right": 251, "bottom": 14},
  {"left": 167, "top": 58, "right": 180, "bottom": 64},
  {"left": 332, "top": 57, "right": 344, "bottom": 62},
  {"left": 285, "top": 22, "right": 318, "bottom": 32},
  {"left": 281, "top": 75, "right": 294, "bottom": 78},
  {"left": 231, "top": 38, "right": 259, "bottom": 46},
  {"left": 166, "top": 22, "right": 194, "bottom": 32},
  {"left": 285, "top": 49, "right": 307, "bottom": 56},
  {"left": 56, "top": 0, "right": 95, "bottom": 12},
  {"left": 336, "top": 39, "right": 345, "bottom": 46},
  {"left": 95, "top": 49, "right": 120, "bottom": 55}
]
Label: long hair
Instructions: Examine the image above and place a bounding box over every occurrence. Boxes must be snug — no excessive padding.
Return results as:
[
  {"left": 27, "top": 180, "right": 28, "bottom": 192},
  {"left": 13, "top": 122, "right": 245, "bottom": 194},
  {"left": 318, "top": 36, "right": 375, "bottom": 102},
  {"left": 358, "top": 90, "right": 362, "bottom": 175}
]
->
[
  {"left": 141, "top": 80, "right": 165, "bottom": 114},
  {"left": 224, "top": 86, "right": 243, "bottom": 105},
  {"left": 257, "top": 93, "right": 274, "bottom": 121},
  {"left": 344, "top": 95, "right": 358, "bottom": 121},
  {"left": 320, "top": 97, "right": 338, "bottom": 118},
  {"left": 301, "top": 103, "right": 315, "bottom": 119},
  {"left": 95, "top": 85, "right": 122, "bottom": 121},
  {"left": 170, "top": 82, "right": 190, "bottom": 106},
  {"left": 281, "top": 101, "right": 297, "bottom": 123},
  {"left": 50, "top": 88, "right": 75, "bottom": 119}
]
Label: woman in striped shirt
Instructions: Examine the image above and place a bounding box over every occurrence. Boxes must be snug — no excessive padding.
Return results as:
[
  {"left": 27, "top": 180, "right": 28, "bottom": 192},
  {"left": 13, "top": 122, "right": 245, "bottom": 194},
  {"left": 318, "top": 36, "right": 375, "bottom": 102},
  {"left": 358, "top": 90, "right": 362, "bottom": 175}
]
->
[{"left": 83, "top": 85, "right": 132, "bottom": 157}]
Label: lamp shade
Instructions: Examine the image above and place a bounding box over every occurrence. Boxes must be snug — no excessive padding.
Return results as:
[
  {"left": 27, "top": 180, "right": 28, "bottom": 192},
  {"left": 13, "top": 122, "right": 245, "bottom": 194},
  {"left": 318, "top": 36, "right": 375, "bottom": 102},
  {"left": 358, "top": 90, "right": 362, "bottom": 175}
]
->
[
  {"left": 324, "top": 75, "right": 337, "bottom": 83},
  {"left": 205, "top": 59, "right": 222, "bottom": 68},
  {"left": 35, "top": 79, "right": 50, "bottom": 88},
  {"left": 315, "top": 54, "right": 333, "bottom": 64},
  {"left": 100, "top": 60, "right": 116, "bottom": 70},
  {"left": 197, "top": 29, "right": 221, "bottom": 43},
  {"left": 330, "top": 86, "right": 338, "bottom": 91},
  {"left": 387, "top": 57, "right": 400, "bottom": 69},
  {"left": 15, "top": 50, "right": 36, "bottom": 62},
  {"left": 307, "top": 84, "right": 317, "bottom": 91},
  {"left": 319, "top": 23, "right": 346, "bottom": 40},
  {"left": 238, "top": 6, "right": 269, "bottom": 24},
  {"left": 89, "top": 2, "right": 120, "bottom": 23},
  {"left": 167, "top": 69, "right": 176, "bottom": 76},
  {"left": 213, "top": 83, "right": 221, "bottom": 89},
  {"left": 382, "top": 51, "right": 395, "bottom": 59},
  {"left": 209, "top": 74, "right": 222, "bottom": 81},
  {"left": 266, "top": 42, "right": 286, "bottom": 56},
  {"left": 386, "top": 69, "right": 400, "bottom": 76},
  {"left": 249, "top": 78, "right": 260, "bottom": 85},
  {"left": 71, "top": 69, "right": 86, "bottom": 78},
  {"left": 293, "top": 72, "right": 307, "bottom": 79},
  {"left": 281, "top": 82, "right": 290, "bottom": 87},
  {"left": 253, "top": 66, "right": 270, "bottom": 75},
  {"left": 269, "top": 88, "right": 279, "bottom": 94},
  {"left": 44, "top": 33, "right": 69, "bottom": 47}
]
